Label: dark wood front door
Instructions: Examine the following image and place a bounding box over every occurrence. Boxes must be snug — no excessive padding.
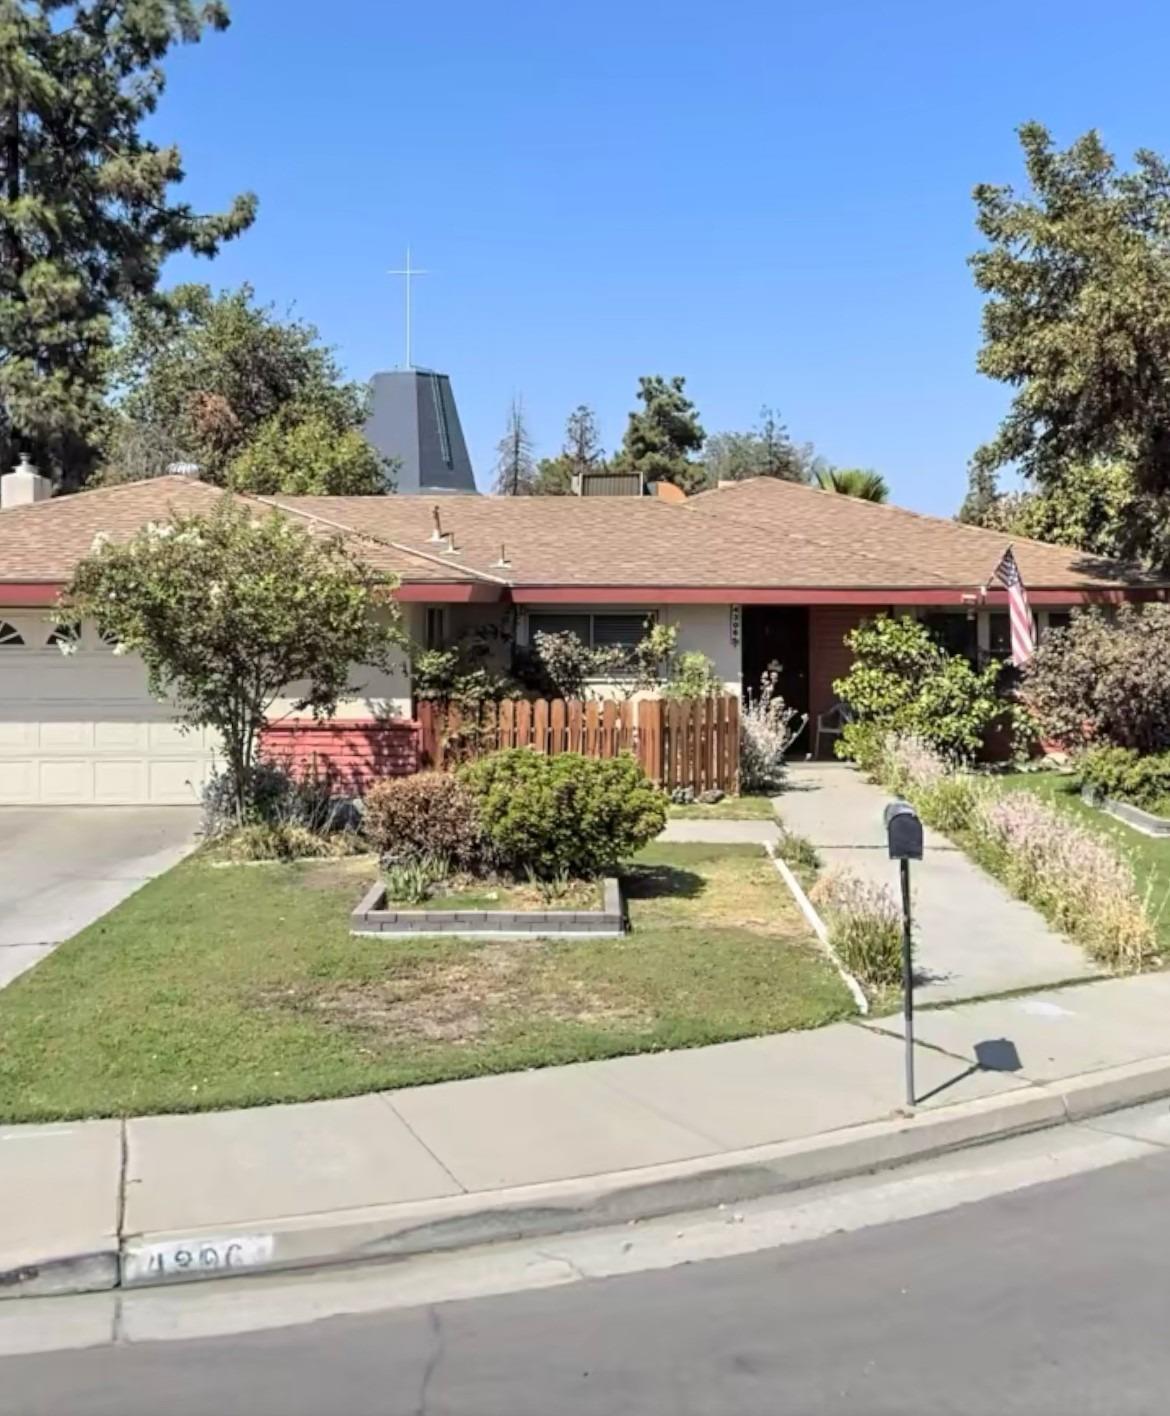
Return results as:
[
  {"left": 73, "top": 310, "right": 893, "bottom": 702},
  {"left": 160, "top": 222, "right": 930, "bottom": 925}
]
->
[{"left": 742, "top": 606, "right": 810, "bottom": 750}]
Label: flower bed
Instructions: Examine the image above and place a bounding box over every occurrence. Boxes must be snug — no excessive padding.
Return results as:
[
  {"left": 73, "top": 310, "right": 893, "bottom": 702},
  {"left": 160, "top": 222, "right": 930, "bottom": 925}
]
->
[
  {"left": 351, "top": 877, "right": 624, "bottom": 938},
  {"left": 866, "top": 733, "right": 1156, "bottom": 972}
]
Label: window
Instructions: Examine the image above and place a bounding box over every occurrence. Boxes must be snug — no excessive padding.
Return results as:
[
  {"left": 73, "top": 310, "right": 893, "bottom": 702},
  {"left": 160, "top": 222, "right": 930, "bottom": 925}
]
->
[
  {"left": 528, "top": 612, "right": 651, "bottom": 649},
  {"left": 46, "top": 623, "right": 80, "bottom": 650},
  {"left": 921, "top": 612, "right": 977, "bottom": 664},
  {"left": 0, "top": 621, "right": 24, "bottom": 647},
  {"left": 988, "top": 612, "right": 1012, "bottom": 661},
  {"left": 1045, "top": 611, "right": 1072, "bottom": 637}
]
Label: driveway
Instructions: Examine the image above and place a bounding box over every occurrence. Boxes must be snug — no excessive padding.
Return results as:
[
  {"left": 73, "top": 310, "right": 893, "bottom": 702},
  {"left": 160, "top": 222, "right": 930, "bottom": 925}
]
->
[{"left": 0, "top": 808, "right": 202, "bottom": 988}]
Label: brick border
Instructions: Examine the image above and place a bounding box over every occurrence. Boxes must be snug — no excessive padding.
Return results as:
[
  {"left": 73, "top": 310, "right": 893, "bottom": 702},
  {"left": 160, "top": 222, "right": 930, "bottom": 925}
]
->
[{"left": 351, "top": 877, "right": 626, "bottom": 937}]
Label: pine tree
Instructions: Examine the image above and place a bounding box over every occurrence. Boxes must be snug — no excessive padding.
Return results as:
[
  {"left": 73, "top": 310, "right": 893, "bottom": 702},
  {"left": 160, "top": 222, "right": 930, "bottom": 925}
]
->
[
  {"left": 0, "top": 1, "right": 255, "bottom": 481},
  {"left": 492, "top": 396, "right": 537, "bottom": 495},
  {"left": 614, "top": 375, "right": 705, "bottom": 492}
]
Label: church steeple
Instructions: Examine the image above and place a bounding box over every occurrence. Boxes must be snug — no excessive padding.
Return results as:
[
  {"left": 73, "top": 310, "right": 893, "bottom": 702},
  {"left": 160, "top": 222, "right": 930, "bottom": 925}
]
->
[{"left": 364, "top": 247, "right": 478, "bottom": 494}]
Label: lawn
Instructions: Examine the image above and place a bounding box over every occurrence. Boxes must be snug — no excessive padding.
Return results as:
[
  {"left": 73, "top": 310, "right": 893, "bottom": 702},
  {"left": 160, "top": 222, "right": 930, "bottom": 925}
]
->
[
  {"left": 667, "top": 794, "right": 777, "bottom": 820},
  {"left": 0, "top": 843, "right": 852, "bottom": 1124},
  {"left": 999, "top": 771, "right": 1170, "bottom": 950}
]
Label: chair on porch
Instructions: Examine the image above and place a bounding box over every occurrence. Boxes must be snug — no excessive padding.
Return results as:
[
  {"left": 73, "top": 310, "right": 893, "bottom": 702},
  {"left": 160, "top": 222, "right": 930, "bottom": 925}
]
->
[{"left": 812, "top": 701, "right": 852, "bottom": 760}]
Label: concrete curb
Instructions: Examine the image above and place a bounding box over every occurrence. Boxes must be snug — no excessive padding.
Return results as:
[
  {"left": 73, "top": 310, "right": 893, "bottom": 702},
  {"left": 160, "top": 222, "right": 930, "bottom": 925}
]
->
[{"left": 10, "top": 1052, "right": 1170, "bottom": 1300}]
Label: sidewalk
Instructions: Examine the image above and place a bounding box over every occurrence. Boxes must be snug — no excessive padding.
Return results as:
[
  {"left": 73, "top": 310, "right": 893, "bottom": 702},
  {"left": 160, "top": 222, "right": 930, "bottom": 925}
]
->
[
  {"left": 7, "top": 971, "right": 1170, "bottom": 1299},
  {"left": 777, "top": 763, "right": 1096, "bottom": 1001}
]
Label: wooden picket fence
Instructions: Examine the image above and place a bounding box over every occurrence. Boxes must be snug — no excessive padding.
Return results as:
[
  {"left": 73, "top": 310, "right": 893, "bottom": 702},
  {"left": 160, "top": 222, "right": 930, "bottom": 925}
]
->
[{"left": 415, "top": 695, "right": 740, "bottom": 795}]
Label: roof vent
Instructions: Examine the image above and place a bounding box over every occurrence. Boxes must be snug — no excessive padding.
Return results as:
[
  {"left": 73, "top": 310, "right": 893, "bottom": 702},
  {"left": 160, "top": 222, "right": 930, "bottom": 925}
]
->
[
  {"left": 429, "top": 505, "right": 445, "bottom": 543},
  {"left": 441, "top": 532, "right": 459, "bottom": 555},
  {"left": 492, "top": 543, "right": 511, "bottom": 568},
  {"left": 166, "top": 461, "right": 201, "bottom": 478}
]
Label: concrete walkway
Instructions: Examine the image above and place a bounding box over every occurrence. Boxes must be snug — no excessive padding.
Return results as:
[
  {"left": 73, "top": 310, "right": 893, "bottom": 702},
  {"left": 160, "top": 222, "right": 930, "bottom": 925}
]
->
[
  {"left": 0, "top": 807, "right": 202, "bottom": 989},
  {"left": 776, "top": 763, "right": 1096, "bottom": 1002},
  {"left": 7, "top": 971, "right": 1170, "bottom": 1298}
]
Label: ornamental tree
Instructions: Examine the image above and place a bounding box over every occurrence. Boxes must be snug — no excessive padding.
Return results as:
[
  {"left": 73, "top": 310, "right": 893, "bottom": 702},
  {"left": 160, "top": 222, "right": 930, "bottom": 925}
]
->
[
  {"left": 62, "top": 500, "right": 404, "bottom": 819},
  {"left": 0, "top": 2, "right": 255, "bottom": 480}
]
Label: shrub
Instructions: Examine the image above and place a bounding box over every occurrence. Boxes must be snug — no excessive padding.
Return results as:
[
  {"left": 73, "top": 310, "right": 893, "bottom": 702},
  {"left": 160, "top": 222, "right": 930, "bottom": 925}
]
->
[
  {"left": 361, "top": 772, "right": 487, "bottom": 872},
  {"left": 460, "top": 749, "right": 667, "bottom": 879},
  {"left": 741, "top": 670, "right": 807, "bottom": 793},
  {"left": 202, "top": 758, "right": 353, "bottom": 841},
  {"left": 834, "top": 615, "right": 1005, "bottom": 761},
  {"left": 882, "top": 735, "right": 983, "bottom": 833},
  {"left": 662, "top": 651, "right": 723, "bottom": 700},
  {"left": 1078, "top": 745, "right": 1170, "bottom": 813},
  {"left": 811, "top": 869, "right": 904, "bottom": 989},
  {"left": 1024, "top": 604, "right": 1170, "bottom": 752}
]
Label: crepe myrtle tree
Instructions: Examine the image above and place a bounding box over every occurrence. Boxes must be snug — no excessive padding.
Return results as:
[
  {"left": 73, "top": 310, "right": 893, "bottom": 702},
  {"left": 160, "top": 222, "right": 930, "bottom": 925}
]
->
[{"left": 62, "top": 500, "right": 403, "bottom": 821}]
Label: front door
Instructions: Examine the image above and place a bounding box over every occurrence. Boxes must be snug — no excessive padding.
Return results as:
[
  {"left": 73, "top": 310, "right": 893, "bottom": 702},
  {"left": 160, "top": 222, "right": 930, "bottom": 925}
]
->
[{"left": 741, "top": 607, "right": 810, "bottom": 751}]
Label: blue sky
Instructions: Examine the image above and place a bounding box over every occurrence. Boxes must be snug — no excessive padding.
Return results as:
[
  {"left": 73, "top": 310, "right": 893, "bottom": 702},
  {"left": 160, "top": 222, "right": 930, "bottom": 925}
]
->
[{"left": 156, "top": 0, "right": 1168, "bottom": 512}]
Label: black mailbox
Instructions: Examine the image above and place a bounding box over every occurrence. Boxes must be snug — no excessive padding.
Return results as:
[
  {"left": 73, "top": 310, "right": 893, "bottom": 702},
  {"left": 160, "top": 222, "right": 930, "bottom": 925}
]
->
[{"left": 883, "top": 800, "right": 923, "bottom": 861}]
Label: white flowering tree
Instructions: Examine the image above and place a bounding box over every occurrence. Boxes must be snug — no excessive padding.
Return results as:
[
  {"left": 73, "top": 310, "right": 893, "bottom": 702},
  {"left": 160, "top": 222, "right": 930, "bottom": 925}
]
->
[{"left": 63, "top": 500, "right": 403, "bottom": 820}]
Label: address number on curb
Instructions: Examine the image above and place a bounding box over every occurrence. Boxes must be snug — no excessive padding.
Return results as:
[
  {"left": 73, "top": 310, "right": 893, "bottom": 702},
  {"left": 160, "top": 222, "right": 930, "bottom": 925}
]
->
[{"left": 123, "top": 1233, "right": 275, "bottom": 1285}]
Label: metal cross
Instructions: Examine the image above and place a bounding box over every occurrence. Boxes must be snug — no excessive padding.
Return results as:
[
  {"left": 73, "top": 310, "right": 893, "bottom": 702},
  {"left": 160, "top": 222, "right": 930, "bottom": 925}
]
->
[{"left": 387, "top": 246, "right": 429, "bottom": 369}]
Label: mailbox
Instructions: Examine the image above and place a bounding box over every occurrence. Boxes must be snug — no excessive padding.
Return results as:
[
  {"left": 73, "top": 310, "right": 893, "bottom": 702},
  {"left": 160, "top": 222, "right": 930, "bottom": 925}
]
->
[{"left": 883, "top": 800, "right": 923, "bottom": 861}]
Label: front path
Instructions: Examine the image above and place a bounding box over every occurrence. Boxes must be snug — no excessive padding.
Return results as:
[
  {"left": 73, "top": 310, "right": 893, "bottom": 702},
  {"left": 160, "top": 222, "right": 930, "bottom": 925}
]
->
[{"left": 776, "top": 763, "right": 1096, "bottom": 1002}]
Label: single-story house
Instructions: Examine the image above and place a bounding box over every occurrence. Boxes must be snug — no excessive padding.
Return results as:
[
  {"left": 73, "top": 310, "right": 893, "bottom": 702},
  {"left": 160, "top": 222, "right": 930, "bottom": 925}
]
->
[{"left": 0, "top": 468, "right": 1164, "bottom": 804}]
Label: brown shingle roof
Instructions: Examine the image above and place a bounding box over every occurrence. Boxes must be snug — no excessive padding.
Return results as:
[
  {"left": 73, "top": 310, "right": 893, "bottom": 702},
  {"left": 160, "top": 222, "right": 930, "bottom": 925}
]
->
[
  {"left": 0, "top": 474, "right": 1159, "bottom": 593},
  {"left": 684, "top": 478, "right": 1160, "bottom": 590}
]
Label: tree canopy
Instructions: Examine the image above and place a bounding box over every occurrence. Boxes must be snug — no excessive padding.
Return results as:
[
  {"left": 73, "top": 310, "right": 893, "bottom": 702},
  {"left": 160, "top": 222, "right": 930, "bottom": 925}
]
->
[
  {"left": 63, "top": 500, "right": 403, "bottom": 817},
  {"left": 98, "top": 284, "right": 389, "bottom": 492},
  {"left": 614, "top": 375, "right": 705, "bottom": 493},
  {"left": 703, "top": 407, "right": 816, "bottom": 485},
  {"left": 532, "top": 403, "right": 605, "bottom": 495},
  {"left": 970, "top": 123, "right": 1170, "bottom": 501},
  {"left": 0, "top": 1, "right": 255, "bottom": 481}
]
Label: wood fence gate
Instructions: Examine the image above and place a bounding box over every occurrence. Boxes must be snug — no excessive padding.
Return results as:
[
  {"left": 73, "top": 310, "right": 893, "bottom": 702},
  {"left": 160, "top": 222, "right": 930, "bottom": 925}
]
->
[{"left": 416, "top": 696, "right": 740, "bottom": 795}]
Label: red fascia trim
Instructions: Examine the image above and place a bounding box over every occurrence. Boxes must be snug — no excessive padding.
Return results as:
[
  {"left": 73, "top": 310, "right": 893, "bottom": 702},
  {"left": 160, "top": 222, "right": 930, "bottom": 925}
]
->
[
  {"left": 394, "top": 582, "right": 502, "bottom": 603},
  {"left": 508, "top": 585, "right": 1168, "bottom": 606},
  {"left": 0, "top": 582, "right": 63, "bottom": 606}
]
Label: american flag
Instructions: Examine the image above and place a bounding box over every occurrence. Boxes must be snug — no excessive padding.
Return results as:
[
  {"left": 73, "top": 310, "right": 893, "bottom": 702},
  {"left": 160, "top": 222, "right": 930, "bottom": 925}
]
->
[{"left": 995, "top": 546, "right": 1036, "bottom": 666}]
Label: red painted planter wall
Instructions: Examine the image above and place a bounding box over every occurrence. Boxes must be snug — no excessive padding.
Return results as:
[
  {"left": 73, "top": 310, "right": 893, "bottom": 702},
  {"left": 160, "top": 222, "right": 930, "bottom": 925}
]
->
[{"left": 261, "top": 718, "right": 420, "bottom": 792}]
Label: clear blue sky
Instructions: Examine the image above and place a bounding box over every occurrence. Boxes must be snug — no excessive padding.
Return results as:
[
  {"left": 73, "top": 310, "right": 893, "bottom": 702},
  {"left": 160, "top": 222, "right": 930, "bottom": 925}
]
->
[{"left": 155, "top": 0, "right": 1169, "bottom": 512}]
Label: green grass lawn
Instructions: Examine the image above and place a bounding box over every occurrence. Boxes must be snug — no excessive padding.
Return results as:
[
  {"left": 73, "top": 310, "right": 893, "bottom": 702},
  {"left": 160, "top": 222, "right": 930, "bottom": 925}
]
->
[
  {"left": 0, "top": 843, "right": 852, "bottom": 1124},
  {"left": 999, "top": 771, "right": 1170, "bottom": 950},
  {"left": 667, "top": 794, "right": 777, "bottom": 820}
]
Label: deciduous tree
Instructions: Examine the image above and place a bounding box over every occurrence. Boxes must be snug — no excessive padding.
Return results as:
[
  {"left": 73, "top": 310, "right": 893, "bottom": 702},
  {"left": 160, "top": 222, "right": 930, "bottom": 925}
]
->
[{"left": 63, "top": 501, "right": 403, "bottom": 819}]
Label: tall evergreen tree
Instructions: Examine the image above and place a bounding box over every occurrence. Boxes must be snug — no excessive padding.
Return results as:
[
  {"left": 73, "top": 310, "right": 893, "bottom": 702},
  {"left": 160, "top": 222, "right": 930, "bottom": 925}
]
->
[
  {"left": 492, "top": 396, "right": 537, "bottom": 495},
  {"left": 0, "top": 1, "right": 255, "bottom": 481},
  {"left": 970, "top": 123, "right": 1170, "bottom": 505},
  {"left": 614, "top": 374, "right": 705, "bottom": 493}
]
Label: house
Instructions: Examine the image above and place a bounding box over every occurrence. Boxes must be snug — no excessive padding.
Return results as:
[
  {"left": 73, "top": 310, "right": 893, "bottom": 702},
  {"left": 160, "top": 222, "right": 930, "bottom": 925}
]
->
[{"left": 0, "top": 469, "right": 1163, "bottom": 804}]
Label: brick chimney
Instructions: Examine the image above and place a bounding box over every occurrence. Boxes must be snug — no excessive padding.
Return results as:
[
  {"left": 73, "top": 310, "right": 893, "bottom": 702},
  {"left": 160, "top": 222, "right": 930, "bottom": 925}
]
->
[{"left": 1, "top": 455, "right": 53, "bottom": 510}]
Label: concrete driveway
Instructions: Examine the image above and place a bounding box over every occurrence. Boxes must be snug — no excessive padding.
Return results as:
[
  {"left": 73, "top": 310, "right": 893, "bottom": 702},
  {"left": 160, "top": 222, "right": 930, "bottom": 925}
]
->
[{"left": 0, "top": 808, "right": 202, "bottom": 989}]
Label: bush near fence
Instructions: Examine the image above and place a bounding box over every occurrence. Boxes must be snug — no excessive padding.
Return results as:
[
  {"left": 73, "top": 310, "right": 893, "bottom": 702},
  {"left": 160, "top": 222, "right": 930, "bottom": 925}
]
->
[{"left": 416, "top": 695, "right": 741, "bottom": 796}]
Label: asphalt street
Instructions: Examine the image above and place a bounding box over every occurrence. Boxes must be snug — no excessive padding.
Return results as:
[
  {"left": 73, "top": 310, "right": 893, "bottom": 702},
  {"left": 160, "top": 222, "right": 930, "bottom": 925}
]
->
[{"left": 6, "top": 1139, "right": 1170, "bottom": 1415}]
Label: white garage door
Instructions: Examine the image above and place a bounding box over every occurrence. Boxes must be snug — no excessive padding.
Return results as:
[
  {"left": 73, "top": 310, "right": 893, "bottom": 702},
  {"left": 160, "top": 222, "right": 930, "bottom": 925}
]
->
[{"left": 0, "top": 614, "right": 217, "bottom": 805}]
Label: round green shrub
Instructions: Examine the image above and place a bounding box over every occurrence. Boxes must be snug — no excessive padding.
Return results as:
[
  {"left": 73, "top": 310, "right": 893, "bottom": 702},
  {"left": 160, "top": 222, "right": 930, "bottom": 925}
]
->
[{"left": 459, "top": 749, "right": 667, "bottom": 879}]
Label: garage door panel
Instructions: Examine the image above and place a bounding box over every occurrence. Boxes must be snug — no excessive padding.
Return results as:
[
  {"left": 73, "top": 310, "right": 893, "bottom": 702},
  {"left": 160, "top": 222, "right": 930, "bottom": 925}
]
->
[
  {"left": 0, "top": 639, "right": 217, "bottom": 804},
  {"left": 38, "top": 760, "right": 95, "bottom": 803},
  {"left": 0, "top": 760, "right": 34, "bottom": 802},
  {"left": 39, "top": 721, "right": 95, "bottom": 749}
]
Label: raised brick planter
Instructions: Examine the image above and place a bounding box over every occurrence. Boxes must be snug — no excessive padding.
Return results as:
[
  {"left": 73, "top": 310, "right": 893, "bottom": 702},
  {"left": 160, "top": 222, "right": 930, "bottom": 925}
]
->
[
  {"left": 351, "top": 878, "right": 625, "bottom": 938},
  {"left": 1081, "top": 784, "right": 1170, "bottom": 838}
]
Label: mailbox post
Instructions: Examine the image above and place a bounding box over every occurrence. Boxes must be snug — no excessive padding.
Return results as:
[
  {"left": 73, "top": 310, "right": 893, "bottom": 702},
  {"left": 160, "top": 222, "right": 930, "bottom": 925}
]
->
[{"left": 883, "top": 800, "right": 923, "bottom": 1107}]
